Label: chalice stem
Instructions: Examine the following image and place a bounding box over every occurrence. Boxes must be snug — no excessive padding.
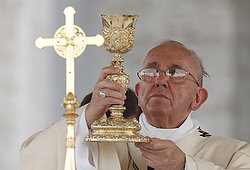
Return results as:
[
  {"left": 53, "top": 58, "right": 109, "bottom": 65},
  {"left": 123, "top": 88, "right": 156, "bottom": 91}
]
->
[{"left": 107, "top": 53, "right": 129, "bottom": 118}]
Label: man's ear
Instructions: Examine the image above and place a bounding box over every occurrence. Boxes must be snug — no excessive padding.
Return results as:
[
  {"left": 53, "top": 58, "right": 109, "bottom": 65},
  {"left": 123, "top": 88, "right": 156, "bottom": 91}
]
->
[
  {"left": 190, "top": 87, "right": 208, "bottom": 111},
  {"left": 135, "top": 82, "right": 140, "bottom": 97},
  {"left": 135, "top": 82, "right": 141, "bottom": 106}
]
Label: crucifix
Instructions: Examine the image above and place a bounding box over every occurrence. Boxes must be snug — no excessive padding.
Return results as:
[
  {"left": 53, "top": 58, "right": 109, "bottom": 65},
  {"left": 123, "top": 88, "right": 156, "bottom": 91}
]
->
[
  {"left": 36, "top": 6, "right": 104, "bottom": 95},
  {"left": 35, "top": 6, "right": 104, "bottom": 170}
]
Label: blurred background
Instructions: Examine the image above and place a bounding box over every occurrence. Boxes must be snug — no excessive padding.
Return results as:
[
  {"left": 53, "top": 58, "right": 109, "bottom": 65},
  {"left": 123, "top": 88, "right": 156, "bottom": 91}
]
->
[{"left": 1, "top": 0, "right": 250, "bottom": 169}]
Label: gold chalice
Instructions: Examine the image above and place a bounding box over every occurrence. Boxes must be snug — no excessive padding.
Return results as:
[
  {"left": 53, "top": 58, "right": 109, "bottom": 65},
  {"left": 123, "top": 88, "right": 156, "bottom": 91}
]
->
[{"left": 85, "top": 14, "right": 148, "bottom": 142}]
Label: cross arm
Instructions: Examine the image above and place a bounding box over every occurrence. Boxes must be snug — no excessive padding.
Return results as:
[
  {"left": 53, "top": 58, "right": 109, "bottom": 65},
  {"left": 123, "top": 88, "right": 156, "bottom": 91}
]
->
[
  {"left": 35, "top": 37, "right": 67, "bottom": 49},
  {"left": 73, "top": 34, "right": 104, "bottom": 47}
]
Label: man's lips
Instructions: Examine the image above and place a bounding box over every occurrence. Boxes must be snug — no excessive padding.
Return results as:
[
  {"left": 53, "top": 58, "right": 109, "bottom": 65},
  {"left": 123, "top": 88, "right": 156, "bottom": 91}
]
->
[{"left": 150, "top": 93, "right": 169, "bottom": 100}]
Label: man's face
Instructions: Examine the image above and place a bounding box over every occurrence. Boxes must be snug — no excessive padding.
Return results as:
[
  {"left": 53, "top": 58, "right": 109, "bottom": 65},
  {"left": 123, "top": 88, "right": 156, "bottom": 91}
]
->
[{"left": 135, "top": 43, "right": 202, "bottom": 128}]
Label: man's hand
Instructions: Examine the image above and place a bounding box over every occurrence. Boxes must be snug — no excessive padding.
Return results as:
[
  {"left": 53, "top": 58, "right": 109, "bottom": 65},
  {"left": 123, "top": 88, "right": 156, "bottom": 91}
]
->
[
  {"left": 135, "top": 137, "right": 186, "bottom": 170},
  {"left": 85, "top": 66, "right": 126, "bottom": 128}
]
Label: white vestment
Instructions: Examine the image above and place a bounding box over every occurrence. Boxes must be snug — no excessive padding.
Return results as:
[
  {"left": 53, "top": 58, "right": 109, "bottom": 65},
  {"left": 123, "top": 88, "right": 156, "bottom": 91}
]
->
[{"left": 20, "top": 105, "right": 250, "bottom": 170}]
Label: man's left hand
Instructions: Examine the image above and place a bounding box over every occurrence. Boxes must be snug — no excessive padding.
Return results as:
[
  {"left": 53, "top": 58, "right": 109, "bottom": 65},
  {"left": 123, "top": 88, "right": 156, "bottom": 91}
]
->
[{"left": 135, "top": 137, "right": 185, "bottom": 170}]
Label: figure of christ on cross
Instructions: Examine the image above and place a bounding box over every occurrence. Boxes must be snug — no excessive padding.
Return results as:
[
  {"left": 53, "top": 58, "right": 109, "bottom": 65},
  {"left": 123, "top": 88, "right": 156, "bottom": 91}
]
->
[{"left": 35, "top": 6, "right": 104, "bottom": 170}]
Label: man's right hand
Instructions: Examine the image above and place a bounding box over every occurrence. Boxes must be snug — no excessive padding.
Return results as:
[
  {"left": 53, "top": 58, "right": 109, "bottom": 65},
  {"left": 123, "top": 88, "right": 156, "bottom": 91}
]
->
[{"left": 85, "top": 66, "right": 126, "bottom": 128}]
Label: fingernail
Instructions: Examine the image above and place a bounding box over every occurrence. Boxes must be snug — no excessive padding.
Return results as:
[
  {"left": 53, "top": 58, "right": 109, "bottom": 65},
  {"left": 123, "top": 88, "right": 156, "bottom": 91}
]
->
[
  {"left": 116, "top": 68, "right": 121, "bottom": 73},
  {"left": 122, "top": 94, "right": 127, "bottom": 100},
  {"left": 120, "top": 86, "right": 125, "bottom": 92}
]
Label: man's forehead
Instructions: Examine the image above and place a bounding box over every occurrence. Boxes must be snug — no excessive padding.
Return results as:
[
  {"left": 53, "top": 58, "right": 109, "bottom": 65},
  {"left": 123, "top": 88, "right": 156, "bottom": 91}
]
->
[
  {"left": 143, "top": 45, "right": 194, "bottom": 67},
  {"left": 143, "top": 61, "right": 183, "bottom": 69},
  {"left": 148, "top": 43, "right": 192, "bottom": 57}
]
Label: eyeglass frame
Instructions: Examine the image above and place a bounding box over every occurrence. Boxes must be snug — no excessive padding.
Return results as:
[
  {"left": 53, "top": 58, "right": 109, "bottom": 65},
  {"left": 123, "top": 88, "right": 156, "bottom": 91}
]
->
[{"left": 137, "top": 67, "right": 200, "bottom": 87}]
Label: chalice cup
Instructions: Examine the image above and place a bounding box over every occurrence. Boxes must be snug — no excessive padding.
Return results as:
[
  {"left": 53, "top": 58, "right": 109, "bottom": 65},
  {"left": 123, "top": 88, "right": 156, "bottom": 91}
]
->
[{"left": 85, "top": 14, "right": 148, "bottom": 142}]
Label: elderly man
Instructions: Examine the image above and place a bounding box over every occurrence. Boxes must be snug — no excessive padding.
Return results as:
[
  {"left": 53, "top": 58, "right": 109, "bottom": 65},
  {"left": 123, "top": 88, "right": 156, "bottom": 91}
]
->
[{"left": 20, "top": 40, "right": 250, "bottom": 170}]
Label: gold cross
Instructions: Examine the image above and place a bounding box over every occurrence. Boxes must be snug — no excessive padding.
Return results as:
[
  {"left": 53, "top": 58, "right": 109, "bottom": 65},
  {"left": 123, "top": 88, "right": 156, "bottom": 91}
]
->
[{"left": 35, "top": 6, "right": 104, "bottom": 95}]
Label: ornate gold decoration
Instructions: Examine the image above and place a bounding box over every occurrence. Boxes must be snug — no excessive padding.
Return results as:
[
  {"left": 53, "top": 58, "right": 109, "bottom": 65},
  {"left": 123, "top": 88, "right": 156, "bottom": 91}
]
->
[
  {"left": 85, "top": 14, "right": 149, "bottom": 142},
  {"left": 53, "top": 25, "right": 87, "bottom": 58},
  {"left": 62, "top": 92, "right": 80, "bottom": 169},
  {"left": 35, "top": 6, "right": 104, "bottom": 170}
]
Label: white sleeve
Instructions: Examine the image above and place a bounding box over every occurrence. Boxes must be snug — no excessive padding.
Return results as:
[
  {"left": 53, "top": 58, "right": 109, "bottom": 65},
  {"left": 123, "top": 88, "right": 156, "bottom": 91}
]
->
[
  {"left": 185, "top": 154, "right": 198, "bottom": 170},
  {"left": 75, "top": 105, "right": 98, "bottom": 170},
  {"left": 185, "top": 154, "right": 227, "bottom": 170}
]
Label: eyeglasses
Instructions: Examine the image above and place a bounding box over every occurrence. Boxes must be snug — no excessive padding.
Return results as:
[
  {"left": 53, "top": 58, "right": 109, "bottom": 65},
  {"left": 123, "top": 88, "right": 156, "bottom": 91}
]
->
[{"left": 137, "top": 68, "right": 200, "bottom": 86}]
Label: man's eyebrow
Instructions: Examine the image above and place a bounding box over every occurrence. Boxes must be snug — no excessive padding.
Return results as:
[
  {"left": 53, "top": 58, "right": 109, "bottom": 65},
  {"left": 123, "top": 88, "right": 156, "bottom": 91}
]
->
[
  {"left": 145, "top": 63, "right": 183, "bottom": 70},
  {"left": 171, "top": 64, "right": 182, "bottom": 68},
  {"left": 146, "top": 62, "right": 157, "bottom": 67}
]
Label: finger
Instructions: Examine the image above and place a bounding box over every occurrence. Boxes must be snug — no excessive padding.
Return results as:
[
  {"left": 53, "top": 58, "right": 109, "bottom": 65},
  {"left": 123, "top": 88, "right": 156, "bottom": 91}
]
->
[
  {"left": 149, "top": 139, "right": 175, "bottom": 151},
  {"left": 93, "top": 80, "right": 126, "bottom": 106},
  {"left": 135, "top": 137, "right": 156, "bottom": 150},
  {"left": 99, "top": 88, "right": 126, "bottom": 100},
  {"left": 141, "top": 153, "right": 157, "bottom": 169},
  {"left": 135, "top": 138, "right": 173, "bottom": 151},
  {"left": 100, "top": 96, "right": 125, "bottom": 106},
  {"left": 96, "top": 79, "right": 125, "bottom": 94},
  {"left": 99, "top": 66, "right": 120, "bottom": 81},
  {"left": 91, "top": 91, "right": 125, "bottom": 109},
  {"left": 139, "top": 146, "right": 164, "bottom": 169},
  {"left": 139, "top": 145, "right": 171, "bottom": 169}
]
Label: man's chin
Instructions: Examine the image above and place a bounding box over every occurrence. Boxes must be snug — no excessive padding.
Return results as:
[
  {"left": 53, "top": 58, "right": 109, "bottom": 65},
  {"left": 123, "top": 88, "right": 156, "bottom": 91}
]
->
[
  {"left": 149, "top": 98, "right": 170, "bottom": 106},
  {"left": 147, "top": 102, "right": 170, "bottom": 113}
]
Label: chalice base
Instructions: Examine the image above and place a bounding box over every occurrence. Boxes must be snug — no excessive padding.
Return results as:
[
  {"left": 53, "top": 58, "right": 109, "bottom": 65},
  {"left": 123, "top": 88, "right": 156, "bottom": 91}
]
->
[{"left": 85, "top": 107, "right": 149, "bottom": 142}]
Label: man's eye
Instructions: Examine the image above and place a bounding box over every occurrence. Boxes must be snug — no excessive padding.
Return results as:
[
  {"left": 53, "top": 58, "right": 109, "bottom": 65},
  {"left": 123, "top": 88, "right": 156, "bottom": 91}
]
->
[{"left": 168, "top": 69, "right": 176, "bottom": 76}]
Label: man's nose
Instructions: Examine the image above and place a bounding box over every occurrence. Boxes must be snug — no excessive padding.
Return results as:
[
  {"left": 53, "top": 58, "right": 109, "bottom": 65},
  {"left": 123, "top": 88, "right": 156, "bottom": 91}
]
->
[{"left": 154, "top": 72, "right": 170, "bottom": 87}]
